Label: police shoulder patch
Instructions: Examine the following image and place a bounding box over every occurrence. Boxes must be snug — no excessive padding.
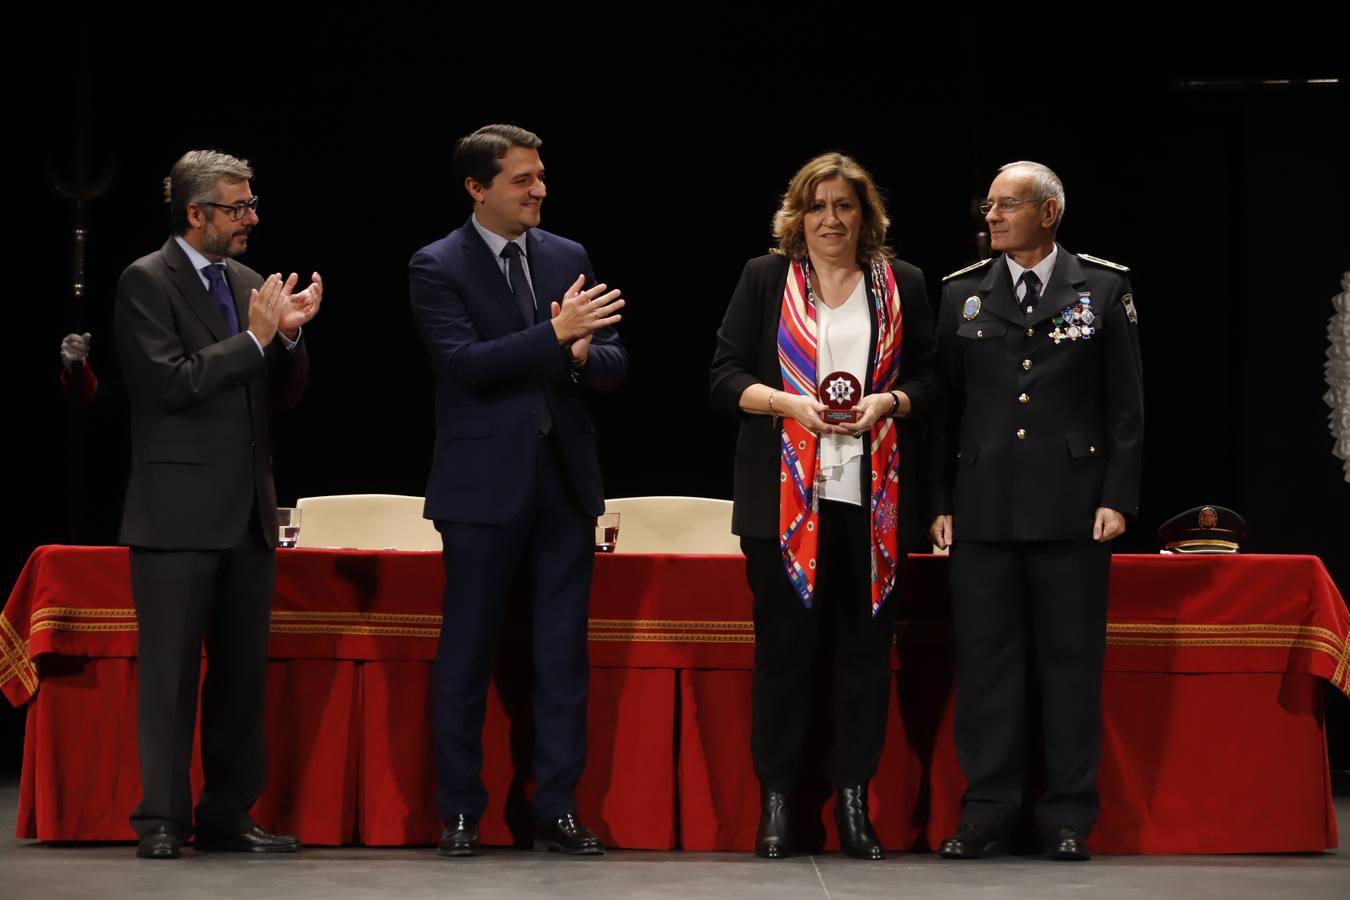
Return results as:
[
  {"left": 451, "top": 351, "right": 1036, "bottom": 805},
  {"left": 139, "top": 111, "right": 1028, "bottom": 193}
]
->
[
  {"left": 1077, "top": 252, "right": 1130, "bottom": 272},
  {"left": 942, "top": 258, "right": 993, "bottom": 281}
]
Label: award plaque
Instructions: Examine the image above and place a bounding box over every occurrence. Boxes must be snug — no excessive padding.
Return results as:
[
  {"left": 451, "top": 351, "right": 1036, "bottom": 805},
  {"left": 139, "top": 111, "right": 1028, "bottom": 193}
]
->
[{"left": 820, "top": 371, "right": 862, "bottom": 424}]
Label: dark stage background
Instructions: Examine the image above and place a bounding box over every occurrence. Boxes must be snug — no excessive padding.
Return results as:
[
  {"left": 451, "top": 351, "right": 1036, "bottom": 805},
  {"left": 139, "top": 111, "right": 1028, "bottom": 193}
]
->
[{"left": 5, "top": 23, "right": 1346, "bottom": 779}]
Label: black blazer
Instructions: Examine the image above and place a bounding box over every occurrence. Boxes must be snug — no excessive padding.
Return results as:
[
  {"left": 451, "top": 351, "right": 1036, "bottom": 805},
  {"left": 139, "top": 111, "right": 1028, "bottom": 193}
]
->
[
  {"left": 710, "top": 253, "right": 938, "bottom": 546},
  {"left": 114, "top": 237, "right": 308, "bottom": 549},
  {"left": 927, "top": 247, "right": 1144, "bottom": 541}
]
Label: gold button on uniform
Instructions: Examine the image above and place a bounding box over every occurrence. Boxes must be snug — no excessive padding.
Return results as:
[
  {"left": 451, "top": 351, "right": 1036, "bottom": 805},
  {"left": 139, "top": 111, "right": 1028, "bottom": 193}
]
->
[
  {"left": 1026, "top": 328, "right": 1035, "bottom": 337},
  {"left": 1018, "top": 393, "right": 1030, "bottom": 404},
  {"left": 1022, "top": 359, "right": 1033, "bottom": 371},
  {"left": 1016, "top": 429, "right": 1027, "bottom": 440}
]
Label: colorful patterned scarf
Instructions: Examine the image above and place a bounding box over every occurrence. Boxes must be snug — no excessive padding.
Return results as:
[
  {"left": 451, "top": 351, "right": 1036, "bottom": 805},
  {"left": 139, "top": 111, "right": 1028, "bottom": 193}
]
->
[{"left": 777, "top": 255, "right": 904, "bottom": 613}]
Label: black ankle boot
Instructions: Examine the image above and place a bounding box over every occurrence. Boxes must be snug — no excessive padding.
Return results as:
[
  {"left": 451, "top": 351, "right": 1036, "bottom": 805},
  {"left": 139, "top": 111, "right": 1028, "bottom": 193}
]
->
[
  {"left": 835, "top": 784, "right": 884, "bottom": 860},
  {"left": 755, "top": 787, "right": 791, "bottom": 858}
]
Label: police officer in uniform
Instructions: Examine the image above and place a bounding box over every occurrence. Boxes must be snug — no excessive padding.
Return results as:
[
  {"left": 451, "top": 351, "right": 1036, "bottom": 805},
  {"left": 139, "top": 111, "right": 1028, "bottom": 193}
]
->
[{"left": 928, "top": 161, "right": 1143, "bottom": 861}]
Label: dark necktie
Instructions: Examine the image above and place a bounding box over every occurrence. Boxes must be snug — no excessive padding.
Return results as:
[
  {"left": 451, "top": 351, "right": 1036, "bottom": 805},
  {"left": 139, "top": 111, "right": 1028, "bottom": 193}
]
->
[
  {"left": 500, "top": 243, "right": 538, "bottom": 325},
  {"left": 203, "top": 264, "right": 240, "bottom": 335},
  {"left": 499, "top": 242, "right": 553, "bottom": 434},
  {"left": 1020, "top": 270, "right": 1042, "bottom": 321}
]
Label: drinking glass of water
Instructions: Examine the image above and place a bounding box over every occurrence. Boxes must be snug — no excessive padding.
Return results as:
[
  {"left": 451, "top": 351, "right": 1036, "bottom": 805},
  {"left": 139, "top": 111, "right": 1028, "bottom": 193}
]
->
[
  {"left": 595, "top": 512, "right": 620, "bottom": 553},
  {"left": 278, "top": 507, "right": 302, "bottom": 548}
]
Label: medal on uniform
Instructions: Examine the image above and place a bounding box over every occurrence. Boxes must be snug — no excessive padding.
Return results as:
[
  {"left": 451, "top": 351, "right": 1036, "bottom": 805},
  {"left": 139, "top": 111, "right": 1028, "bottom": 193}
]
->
[
  {"left": 962, "top": 295, "right": 981, "bottom": 320},
  {"left": 1050, "top": 293, "right": 1095, "bottom": 342}
]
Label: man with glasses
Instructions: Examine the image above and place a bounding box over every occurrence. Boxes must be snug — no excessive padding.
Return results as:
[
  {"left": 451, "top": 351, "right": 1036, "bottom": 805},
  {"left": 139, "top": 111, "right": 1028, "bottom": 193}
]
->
[
  {"left": 928, "top": 161, "right": 1143, "bottom": 861},
  {"left": 115, "top": 149, "right": 322, "bottom": 859}
]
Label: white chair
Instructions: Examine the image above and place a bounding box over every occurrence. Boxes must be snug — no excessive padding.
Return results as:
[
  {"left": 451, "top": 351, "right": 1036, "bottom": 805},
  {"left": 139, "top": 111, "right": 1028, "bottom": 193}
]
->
[
  {"left": 602, "top": 496, "right": 740, "bottom": 555},
  {"left": 294, "top": 494, "right": 441, "bottom": 551}
]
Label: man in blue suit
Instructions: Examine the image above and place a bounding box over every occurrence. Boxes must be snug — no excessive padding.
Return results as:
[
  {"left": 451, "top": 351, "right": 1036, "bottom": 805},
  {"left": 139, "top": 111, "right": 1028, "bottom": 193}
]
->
[{"left": 409, "top": 124, "right": 626, "bottom": 857}]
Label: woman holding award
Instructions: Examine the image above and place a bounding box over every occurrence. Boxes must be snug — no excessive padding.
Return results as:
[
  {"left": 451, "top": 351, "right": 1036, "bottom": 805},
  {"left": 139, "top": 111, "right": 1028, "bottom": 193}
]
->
[{"left": 710, "top": 153, "right": 937, "bottom": 860}]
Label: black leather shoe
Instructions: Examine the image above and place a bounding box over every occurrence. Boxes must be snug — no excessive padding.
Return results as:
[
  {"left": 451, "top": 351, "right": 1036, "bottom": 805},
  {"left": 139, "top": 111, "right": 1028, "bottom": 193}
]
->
[
  {"left": 136, "top": 826, "right": 182, "bottom": 859},
  {"left": 437, "top": 814, "right": 480, "bottom": 857},
  {"left": 835, "top": 785, "right": 884, "bottom": 860},
  {"left": 534, "top": 813, "right": 604, "bottom": 855},
  {"left": 1044, "top": 825, "right": 1090, "bottom": 861},
  {"left": 938, "top": 824, "right": 1008, "bottom": 859},
  {"left": 755, "top": 787, "right": 791, "bottom": 859},
  {"left": 194, "top": 824, "right": 301, "bottom": 853}
]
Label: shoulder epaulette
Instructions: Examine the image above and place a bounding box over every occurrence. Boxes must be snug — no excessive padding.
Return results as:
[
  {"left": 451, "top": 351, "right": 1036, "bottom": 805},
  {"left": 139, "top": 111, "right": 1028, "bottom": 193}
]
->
[
  {"left": 942, "top": 258, "right": 994, "bottom": 281},
  {"left": 1077, "top": 252, "right": 1130, "bottom": 272}
]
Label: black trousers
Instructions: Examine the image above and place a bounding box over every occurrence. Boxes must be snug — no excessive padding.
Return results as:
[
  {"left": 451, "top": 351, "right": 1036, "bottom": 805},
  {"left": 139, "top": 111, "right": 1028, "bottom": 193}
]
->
[
  {"left": 432, "top": 434, "right": 594, "bottom": 824},
  {"left": 128, "top": 518, "right": 274, "bottom": 837},
  {"left": 742, "top": 500, "right": 900, "bottom": 791},
  {"left": 949, "top": 538, "right": 1112, "bottom": 837}
]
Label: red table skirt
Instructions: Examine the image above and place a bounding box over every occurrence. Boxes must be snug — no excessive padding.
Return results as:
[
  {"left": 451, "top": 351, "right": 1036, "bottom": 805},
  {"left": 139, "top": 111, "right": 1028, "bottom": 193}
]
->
[
  {"left": 15, "top": 663, "right": 1338, "bottom": 852},
  {"left": 5, "top": 548, "right": 1347, "bottom": 852},
  {"left": 17, "top": 658, "right": 677, "bottom": 848}
]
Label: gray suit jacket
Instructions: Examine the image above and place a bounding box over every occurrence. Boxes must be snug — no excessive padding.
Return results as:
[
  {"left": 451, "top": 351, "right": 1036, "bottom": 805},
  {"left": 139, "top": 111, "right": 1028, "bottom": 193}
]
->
[{"left": 114, "top": 237, "right": 308, "bottom": 549}]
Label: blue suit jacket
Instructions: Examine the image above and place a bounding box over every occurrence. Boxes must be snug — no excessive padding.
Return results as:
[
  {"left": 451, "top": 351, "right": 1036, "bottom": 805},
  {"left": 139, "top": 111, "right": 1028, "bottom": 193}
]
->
[{"left": 409, "top": 216, "right": 626, "bottom": 524}]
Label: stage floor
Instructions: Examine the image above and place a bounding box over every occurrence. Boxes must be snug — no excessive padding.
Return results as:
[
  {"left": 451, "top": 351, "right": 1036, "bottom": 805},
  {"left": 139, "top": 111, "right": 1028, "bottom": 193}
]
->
[{"left": 4, "top": 781, "right": 1345, "bottom": 900}]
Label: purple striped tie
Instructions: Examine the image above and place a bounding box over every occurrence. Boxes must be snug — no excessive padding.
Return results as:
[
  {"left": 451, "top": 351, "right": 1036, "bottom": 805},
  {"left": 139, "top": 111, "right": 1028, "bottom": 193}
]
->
[{"left": 204, "top": 264, "right": 240, "bottom": 335}]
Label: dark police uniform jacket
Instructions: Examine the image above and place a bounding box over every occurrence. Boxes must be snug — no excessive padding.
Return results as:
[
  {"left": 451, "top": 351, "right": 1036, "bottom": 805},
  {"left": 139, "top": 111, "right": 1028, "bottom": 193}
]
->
[{"left": 928, "top": 246, "right": 1143, "bottom": 542}]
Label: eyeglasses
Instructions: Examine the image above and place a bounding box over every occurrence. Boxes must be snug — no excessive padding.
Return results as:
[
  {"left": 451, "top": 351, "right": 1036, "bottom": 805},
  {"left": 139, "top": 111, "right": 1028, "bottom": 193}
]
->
[
  {"left": 198, "top": 196, "right": 260, "bottom": 221},
  {"left": 978, "top": 197, "right": 1043, "bottom": 215}
]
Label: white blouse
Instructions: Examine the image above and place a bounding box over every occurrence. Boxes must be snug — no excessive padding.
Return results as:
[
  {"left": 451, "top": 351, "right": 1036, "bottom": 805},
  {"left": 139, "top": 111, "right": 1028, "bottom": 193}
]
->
[{"left": 815, "top": 277, "right": 869, "bottom": 506}]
